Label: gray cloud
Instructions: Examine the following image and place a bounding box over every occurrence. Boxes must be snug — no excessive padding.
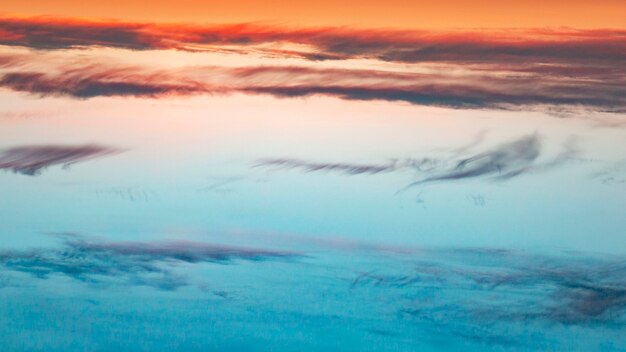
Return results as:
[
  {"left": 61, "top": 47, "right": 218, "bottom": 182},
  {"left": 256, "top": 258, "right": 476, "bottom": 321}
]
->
[
  {"left": 350, "top": 248, "right": 626, "bottom": 326},
  {"left": 1, "top": 18, "right": 624, "bottom": 112},
  {"left": 1, "top": 17, "right": 625, "bottom": 68},
  {"left": 255, "top": 134, "right": 579, "bottom": 188},
  {"left": 409, "top": 134, "right": 542, "bottom": 185},
  {"left": 1, "top": 229, "right": 623, "bottom": 347},
  {"left": 314, "top": 245, "right": 625, "bottom": 348},
  {"left": 0, "top": 71, "right": 207, "bottom": 98},
  {"left": 0, "top": 55, "right": 624, "bottom": 111},
  {"left": 243, "top": 84, "right": 626, "bottom": 112},
  {"left": 255, "top": 158, "right": 396, "bottom": 175},
  {"left": 408, "top": 134, "right": 582, "bottom": 187},
  {"left": 0, "top": 234, "right": 300, "bottom": 291},
  {"left": 0, "top": 144, "right": 120, "bottom": 176}
]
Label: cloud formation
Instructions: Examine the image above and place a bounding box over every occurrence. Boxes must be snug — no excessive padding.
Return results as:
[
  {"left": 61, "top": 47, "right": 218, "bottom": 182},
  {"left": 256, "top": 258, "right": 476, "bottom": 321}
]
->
[
  {"left": 348, "top": 248, "right": 626, "bottom": 330},
  {"left": 0, "top": 144, "right": 120, "bottom": 175},
  {"left": 255, "top": 158, "right": 396, "bottom": 175},
  {"left": 223, "top": 231, "right": 626, "bottom": 328},
  {"left": 1, "top": 17, "right": 624, "bottom": 66},
  {"left": 0, "top": 234, "right": 300, "bottom": 291},
  {"left": 1, "top": 60, "right": 623, "bottom": 111},
  {"left": 410, "top": 134, "right": 542, "bottom": 184},
  {"left": 410, "top": 134, "right": 583, "bottom": 186},
  {"left": 0, "top": 17, "right": 624, "bottom": 111},
  {"left": 1, "top": 230, "right": 623, "bottom": 347},
  {"left": 255, "top": 135, "right": 578, "bottom": 187}
]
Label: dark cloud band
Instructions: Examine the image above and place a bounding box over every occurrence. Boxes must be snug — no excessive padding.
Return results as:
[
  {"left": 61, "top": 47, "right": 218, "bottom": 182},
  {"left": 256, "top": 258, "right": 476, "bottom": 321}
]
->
[
  {"left": 1, "top": 17, "right": 625, "bottom": 66},
  {"left": 0, "top": 62, "right": 623, "bottom": 111}
]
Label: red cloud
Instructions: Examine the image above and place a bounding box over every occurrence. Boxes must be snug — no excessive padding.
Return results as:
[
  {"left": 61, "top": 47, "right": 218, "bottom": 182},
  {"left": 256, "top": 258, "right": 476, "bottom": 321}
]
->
[{"left": 1, "top": 16, "right": 625, "bottom": 65}]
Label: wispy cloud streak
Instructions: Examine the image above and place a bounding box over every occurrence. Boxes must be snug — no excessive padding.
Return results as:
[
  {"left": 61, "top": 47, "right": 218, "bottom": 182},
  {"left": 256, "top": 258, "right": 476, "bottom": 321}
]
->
[
  {"left": 346, "top": 247, "right": 626, "bottom": 329},
  {"left": 255, "top": 159, "right": 396, "bottom": 175},
  {"left": 410, "top": 134, "right": 542, "bottom": 184},
  {"left": 255, "top": 135, "right": 579, "bottom": 186},
  {"left": 0, "top": 58, "right": 623, "bottom": 111},
  {"left": 0, "top": 144, "right": 120, "bottom": 175},
  {"left": 0, "top": 234, "right": 300, "bottom": 290}
]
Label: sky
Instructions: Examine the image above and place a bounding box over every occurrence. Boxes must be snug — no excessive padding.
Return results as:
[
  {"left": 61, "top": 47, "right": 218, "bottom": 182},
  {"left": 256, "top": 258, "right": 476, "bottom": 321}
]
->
[
  {"left": 0, "top": 2, "right": 625, "bottom": 351},
  {"left": 3, "top": 0, "right": 626, "bottom": 28}
]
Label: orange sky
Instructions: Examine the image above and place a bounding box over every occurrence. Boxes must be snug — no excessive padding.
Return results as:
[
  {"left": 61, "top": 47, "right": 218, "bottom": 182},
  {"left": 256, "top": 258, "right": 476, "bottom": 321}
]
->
[{"left": 3, "top": 0, "right": 625, "bottom": 29}]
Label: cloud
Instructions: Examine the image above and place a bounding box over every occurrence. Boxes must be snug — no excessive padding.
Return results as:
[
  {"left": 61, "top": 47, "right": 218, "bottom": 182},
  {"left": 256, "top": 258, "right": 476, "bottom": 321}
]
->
[
  {"left": 230, "top": 66, "right": 626, "bottom": 111},
  {"left": 255, "top": 158, "right": 396, "bottom": 175},
  {"left": 0, "top": 52, "right": 623, "bottom": 111},
  {"left": 411, "top": 134, "right": 542, "bottom": 184},
  {"left": 0, "top": 17, "right": 155, "bottom": 50},
  {"left": 244, "top": 84, "right": 624, "bottom": 111},
  {"left": 1, "top": 17, "right": 625, "bottom": 67},
  {"left": 0, "top": 54, "right": 21, "bottom": 68},
  {"left": 0, "top": 18, "right": 624, "bottom": 111},
  {"left": 0, "top": 71, "right": 208, "bottom": 98},
  {"left": 1, "top": 229, "right": 623, "bottom": 346},
  {"left": 0, "top": 144, "right": 121, "bottom": 176},
  {"left": 0, "top": 17, "right": 623, "bottom": 110},
  {"left": 0, "top": 234, "right": 300, "bottom": 291},
  {"left": 409, "top": 134, "right": 583, "bottom": 186},
  {"left": 590, "top": 159, "right": 626, "bottom": 185},
  {"left": 349, "top": 248, "right": 626, "bottom": 326},
  {"left": 255, "top": 135, "right": 578, "bottom": 187},
  {"left": 468, "top": 262, "right": 626, "bottom": 326}
]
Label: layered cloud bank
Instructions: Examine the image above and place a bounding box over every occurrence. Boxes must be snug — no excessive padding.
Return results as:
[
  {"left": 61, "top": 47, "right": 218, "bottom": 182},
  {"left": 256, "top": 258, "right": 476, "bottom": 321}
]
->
[
  {"left": 0, "top": 16, "right": 624, "bottom": 111},
  {"left": 1, "top": 16, "right": 625, "bottom": 64}
]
